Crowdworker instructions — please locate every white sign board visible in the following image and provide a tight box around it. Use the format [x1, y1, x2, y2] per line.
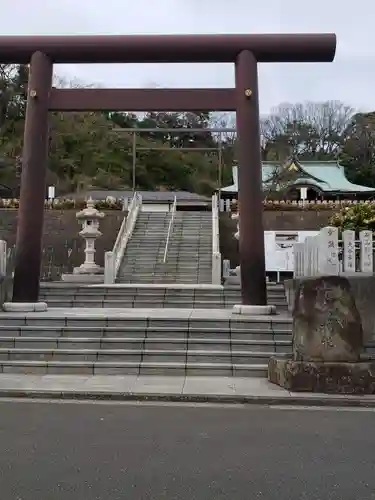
[48, 186, 55, 199]
[300, 187, 307, 200]
[265, 230, 319, 272]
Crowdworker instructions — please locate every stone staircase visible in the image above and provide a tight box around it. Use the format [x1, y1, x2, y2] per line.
[0, 205, 294, 378]
[117, 211, 212, 284]
[158, 211, 212, 284]
[38, 283, 289, 312]
[0, 310, 292, 377]
[117, 212, 169, 283]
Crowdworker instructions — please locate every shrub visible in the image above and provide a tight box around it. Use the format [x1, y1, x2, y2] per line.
[0, 196, 124, 210]
[329, 202, 375, 235]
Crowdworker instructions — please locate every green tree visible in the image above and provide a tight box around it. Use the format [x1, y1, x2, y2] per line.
[330, 203, 375, 235]
[0, 64, 28, 195]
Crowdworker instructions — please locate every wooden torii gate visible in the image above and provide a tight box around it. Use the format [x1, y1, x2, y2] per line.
[0, 34, 336, 306]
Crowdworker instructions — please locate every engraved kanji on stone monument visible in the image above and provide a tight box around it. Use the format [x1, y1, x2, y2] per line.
[303, 236, 315, 276]
[318, 226, 339, 275]
[359, 230, 373, 273]
[342, 229, 356, 273]
[294, 242, 304, 277]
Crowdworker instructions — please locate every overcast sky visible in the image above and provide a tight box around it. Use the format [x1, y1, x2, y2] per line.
[2, 0, 374, 115]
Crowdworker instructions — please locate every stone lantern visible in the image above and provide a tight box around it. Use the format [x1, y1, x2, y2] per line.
[229, 208, 275, 316]
[229, 210, 268, 283]
[73, 197, 105, 276]
[232, 212, 241, 278]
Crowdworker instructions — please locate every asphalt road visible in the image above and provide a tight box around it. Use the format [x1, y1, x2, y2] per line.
[1, 400, 375, 500]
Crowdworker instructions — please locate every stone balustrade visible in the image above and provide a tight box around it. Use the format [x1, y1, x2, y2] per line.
[211, 193, 222, 285]
[104, 192, 142, 284]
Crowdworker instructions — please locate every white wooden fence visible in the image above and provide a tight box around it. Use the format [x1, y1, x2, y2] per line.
[294, 226, 374, 277]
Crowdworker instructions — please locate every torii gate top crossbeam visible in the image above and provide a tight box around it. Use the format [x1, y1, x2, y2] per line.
[0, 34, 336, 64]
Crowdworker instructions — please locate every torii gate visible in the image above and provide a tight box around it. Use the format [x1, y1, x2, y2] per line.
[0, 34, 336, 307]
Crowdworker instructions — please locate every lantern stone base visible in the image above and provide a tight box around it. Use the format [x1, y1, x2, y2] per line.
[3, 302, 48, 312]
[224, 275, 241, 286]
[61, 273, 104, 283]
[268, 356, 375, 394]
[61, 263, 105, 283]
[73, 264, 104, 275]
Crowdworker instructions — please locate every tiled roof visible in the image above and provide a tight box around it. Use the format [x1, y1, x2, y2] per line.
[222, 161, 375, 194]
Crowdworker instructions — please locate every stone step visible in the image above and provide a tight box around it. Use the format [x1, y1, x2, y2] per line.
[124, 257, 209, 260]
[116, 276, 213, 280]
[117, 276, 213, 280]
[117, 279, 214, 282]
[39, 300, 288, 310]
[119, 268, 213, 272]
[0, 359, 268, 377]
[38, 289, 287, 298]
[1, 317, 288, 329]
[0, 348, 286, 365]
[117, 277, 214, 282]
[39, 295, 287, 303]
[0, 325, 292, 340]
[123, 258, 212, 262]
[119, 266, 212, 271]
[39, 285, 286, 293]
[40, 285, 286, 291]
[38, 290, 287, 299]
[0, 336, 292, 351]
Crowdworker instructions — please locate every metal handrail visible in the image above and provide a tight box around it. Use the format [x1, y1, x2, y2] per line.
[163, 196, 177, 264]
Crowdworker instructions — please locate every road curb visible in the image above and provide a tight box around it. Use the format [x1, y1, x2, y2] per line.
[0, 389, 374, 407]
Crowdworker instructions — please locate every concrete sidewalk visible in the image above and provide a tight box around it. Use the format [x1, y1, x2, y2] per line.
[0, 374, 374, 407]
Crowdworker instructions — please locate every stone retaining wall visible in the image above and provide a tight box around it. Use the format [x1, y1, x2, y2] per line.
[0, 210, 124, 281]
[0, 208, 335, 280]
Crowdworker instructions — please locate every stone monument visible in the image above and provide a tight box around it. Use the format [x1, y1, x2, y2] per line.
[61, 198, 105, 283]
[268, 275, 375, 394]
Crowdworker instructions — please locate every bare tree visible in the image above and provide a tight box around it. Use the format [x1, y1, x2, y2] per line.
[262, 163, 299, 200]
[53, 74, 100, 89]
[260, 101, 354, 161]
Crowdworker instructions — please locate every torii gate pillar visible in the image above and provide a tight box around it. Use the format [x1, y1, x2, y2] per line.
[235, 50, 267, 306]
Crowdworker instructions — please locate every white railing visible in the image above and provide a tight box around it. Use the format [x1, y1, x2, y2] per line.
[104, 192, 142, 284]
[212, 193, 221, 284]
[294, 226, 374, 277]
[219, 198, 375, 212]
[163, 196, 177, 264]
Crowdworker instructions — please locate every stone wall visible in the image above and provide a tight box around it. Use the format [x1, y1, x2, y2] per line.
[219, 210, 334, 267]
[0, 210, 124, 281]
[0, 208, 335, 280]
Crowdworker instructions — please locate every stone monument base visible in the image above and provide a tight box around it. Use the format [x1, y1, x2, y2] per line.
[268, 357, 375, 394]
